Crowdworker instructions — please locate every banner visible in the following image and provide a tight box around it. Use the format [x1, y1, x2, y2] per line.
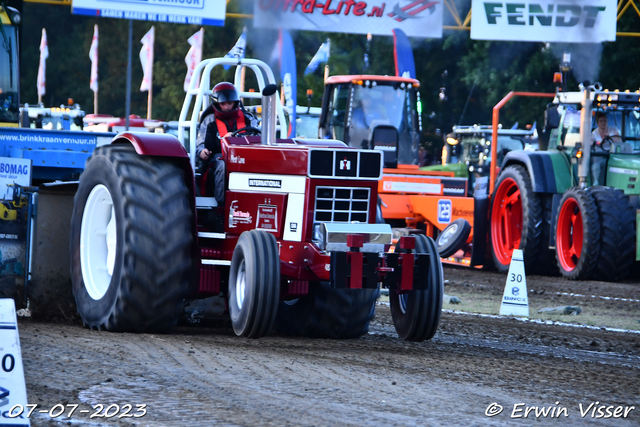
[89, 24, 98, 93]
[392, 28, 415, 79]
[470, 0, 617, 42]
[71, 0, 226, 26]
[139, 27, 154, 92]
[304, 40, 330, 75]
[279, 30, 297, 137]
[37, 28, 48, 97]
[254, 0, 443, 38]
[184, 28, 204, 92]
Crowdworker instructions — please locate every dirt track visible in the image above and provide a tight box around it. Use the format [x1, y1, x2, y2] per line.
[8, 266, 640, 426]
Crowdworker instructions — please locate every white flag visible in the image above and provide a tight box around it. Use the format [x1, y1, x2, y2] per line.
[184, 28, 203, 92]
[37, 28, 48, 97]
[304, 39, 330, 75]
[89, 24, 98, 93]
[223, 27, 246, 70]
[139, 26, 155, 92]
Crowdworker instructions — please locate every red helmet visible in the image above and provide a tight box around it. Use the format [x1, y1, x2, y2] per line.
[211, 82, 240, 119]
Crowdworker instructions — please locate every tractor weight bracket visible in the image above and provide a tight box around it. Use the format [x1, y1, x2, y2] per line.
[330, 251, 379, 290]
[383, 253, 430, 291]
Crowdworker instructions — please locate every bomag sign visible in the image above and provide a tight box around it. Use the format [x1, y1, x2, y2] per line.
[470, 0, 616, 43]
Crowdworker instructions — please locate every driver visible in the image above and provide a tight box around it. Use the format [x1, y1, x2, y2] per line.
[196, 82, 255, 204]
[592, 111, 621, 146]
[591, 112, 622, 185]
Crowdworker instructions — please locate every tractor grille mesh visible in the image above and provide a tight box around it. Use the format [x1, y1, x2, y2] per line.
[314, 187, 370, 223]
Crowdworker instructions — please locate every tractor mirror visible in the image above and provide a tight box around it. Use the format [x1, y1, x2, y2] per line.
[545, 107, 560, 129]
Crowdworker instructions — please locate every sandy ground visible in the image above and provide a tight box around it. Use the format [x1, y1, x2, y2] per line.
[4, 265, 640, 426]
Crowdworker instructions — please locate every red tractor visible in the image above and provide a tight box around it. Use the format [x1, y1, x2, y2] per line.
[69, 58, 444, 342]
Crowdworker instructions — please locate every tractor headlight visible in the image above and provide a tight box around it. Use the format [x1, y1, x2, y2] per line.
[312, 223, 327, 251]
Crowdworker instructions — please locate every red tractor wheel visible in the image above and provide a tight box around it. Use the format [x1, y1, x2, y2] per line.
[490, 165, 542, 273]
[555, 187, 600, 280]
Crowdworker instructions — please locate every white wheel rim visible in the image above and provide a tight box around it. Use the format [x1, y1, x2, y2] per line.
[235, 259, 246, 310]
[439, 224, 458, 246]
[80, 184, 116, 300]
[398, 293, 408, 314]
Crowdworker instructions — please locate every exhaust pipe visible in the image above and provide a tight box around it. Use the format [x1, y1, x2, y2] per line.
[261, 84, 278, 146]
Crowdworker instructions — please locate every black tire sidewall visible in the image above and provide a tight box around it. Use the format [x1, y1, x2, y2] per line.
[229, 232, 254, 335]
[390, 235, 443, 341]
[70, 152, 125, 326]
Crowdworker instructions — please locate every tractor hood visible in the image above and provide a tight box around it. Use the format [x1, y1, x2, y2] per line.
[225, 137, 383, 180]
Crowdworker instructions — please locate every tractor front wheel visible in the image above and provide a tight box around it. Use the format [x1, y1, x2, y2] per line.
[390, 234, 443, 342]
[228, 230, 280, 338]
[555, 187, 600, 280]
[70, 144, 194, 332]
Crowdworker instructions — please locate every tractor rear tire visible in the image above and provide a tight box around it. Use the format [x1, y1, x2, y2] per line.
[390, 234, 443, 342]
[436, 218, 471, 258]
[275, 282, 380, 339]
[228, 230, 280, 338]
[589, 186, 635, 282]
[490, 165, 543, 274]
[70, 144, 194, 332]
[555, 187, 600, 280]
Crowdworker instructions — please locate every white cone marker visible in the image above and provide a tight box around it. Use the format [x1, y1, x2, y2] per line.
[0, 299, 30, 426]
[499, 249, 529, 317]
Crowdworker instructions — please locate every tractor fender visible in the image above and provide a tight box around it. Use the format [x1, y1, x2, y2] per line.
[501, 150, 572, 194]
[110, 132, 195, 194]
[111, 132, 189, 158]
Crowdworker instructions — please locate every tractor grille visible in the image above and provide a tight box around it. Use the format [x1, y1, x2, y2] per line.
[314, 187, 370, 223]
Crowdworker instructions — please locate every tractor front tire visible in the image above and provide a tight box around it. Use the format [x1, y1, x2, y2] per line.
[555, 187, 600, 280]
[589, 186, 635, 282]
[390, 234, 444, 342]
[70, 144, 194, 332]
[275, 282, 380, 339]
[490, 165, 543, 274]
[228, 230, 280, 338]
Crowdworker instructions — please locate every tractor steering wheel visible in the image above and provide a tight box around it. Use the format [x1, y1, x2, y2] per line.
[599, 136, 615, 152]
[231, 126, 261, 137]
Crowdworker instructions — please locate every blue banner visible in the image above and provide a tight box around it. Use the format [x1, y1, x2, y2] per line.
[392, 28, 416, 79]
[279, 30, 297, 138]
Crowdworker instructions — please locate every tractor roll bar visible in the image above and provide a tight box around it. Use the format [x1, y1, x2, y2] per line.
[490, 91, 555, 194]
[178, 58, 289, 170]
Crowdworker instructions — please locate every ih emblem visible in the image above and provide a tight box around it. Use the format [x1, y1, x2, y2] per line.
[340, 157, 351, 171]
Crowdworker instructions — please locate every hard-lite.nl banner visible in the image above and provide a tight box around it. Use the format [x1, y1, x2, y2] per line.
[254, 0, 443, 38]
[470, 0, 617, 43]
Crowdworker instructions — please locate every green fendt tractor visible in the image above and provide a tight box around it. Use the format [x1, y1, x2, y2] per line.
[490, 83, 640, 281]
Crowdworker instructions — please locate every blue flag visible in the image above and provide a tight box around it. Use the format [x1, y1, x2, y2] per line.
[224, 27, 246, 70]
[279, 30, 297, 138]
[304, 39, 330, 76]
[392, 28, 415, 79]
